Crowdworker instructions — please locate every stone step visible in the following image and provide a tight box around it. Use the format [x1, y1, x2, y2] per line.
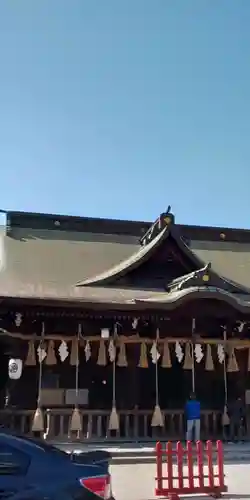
[54, 441, 250, 464]
[109, 454, 250, 464]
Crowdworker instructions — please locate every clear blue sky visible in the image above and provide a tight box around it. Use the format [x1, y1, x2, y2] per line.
[0, 0, 249, 228]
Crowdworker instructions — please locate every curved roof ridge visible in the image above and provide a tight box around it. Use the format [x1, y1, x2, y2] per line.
[133, 286, 239, 302]
[171, 227, 250, 294]
[76, 213, 250, 294]
[132, 286, 250, 311]
[76, 225, 169, 287]
[217, 274, 250, 294]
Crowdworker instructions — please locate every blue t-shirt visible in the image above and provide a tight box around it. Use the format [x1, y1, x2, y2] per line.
[185, 400, 200, 420]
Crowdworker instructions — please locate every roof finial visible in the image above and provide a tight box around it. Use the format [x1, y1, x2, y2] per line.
[140, 207, 173, 247]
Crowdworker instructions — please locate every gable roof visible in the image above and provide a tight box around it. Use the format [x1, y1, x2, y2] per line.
[77, 216, 250, 295]
[1, 210, 250, 308]
[76, 225, 170, 286]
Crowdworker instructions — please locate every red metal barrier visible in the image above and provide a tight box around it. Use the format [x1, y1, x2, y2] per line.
[155, 440, 227, 499]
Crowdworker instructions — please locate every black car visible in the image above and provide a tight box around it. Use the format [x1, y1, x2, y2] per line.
[0, 430, 114, 499]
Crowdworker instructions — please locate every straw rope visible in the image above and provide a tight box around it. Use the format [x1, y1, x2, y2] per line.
[0, 328, 249, 346]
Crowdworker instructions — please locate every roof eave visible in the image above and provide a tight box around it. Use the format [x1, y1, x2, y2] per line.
[76, 221, 250, 294]
[170, 226, 250, 295]
[76, 225, 170, 287]
[132, 286, 250, 312]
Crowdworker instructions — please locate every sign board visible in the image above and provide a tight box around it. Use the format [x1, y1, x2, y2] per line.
[65, 388, 89, 406]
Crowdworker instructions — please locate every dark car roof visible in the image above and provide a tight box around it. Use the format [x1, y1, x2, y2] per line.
[0, 429, 111, 468]
[0, 430, 68, 457]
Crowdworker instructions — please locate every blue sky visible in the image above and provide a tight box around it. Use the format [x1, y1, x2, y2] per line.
[0, 0, 249, 228]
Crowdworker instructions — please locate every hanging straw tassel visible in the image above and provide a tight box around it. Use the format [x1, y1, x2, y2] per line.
[151, 329, 164, 427]
[70, 338, 78, 366]
[151, 404, 164, 427]
[97, 339, 107, 366]
[25, 340, 36, 366]
[70, 408, 82, 431]
[227, 347, 239, 372]
[205, 344, 214, 371]
[108, 406, 119, 430]
[183, 342, 193, 370]
[117, 339, 128, 367]
[108, 324, 119, 431]
[32, 407, 44, 432]
[70, 324, 82, 433]
[138, 341, 148, 368]
[32, 323, 45, 433]
[46, 340, 57, 365]
[161, 340, 172, 368]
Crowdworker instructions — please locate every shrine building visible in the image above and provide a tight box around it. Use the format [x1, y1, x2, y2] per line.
[1, 208, 250, 442]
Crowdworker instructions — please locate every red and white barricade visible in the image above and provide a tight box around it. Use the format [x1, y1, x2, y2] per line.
[155, 440, 227, 499]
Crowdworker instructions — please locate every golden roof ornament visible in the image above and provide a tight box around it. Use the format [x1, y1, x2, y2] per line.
[202, 274, 209, 282]
[164, 216, 172, 225]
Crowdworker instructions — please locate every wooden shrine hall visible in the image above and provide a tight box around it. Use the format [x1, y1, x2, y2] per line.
[1, 208, 250, 442]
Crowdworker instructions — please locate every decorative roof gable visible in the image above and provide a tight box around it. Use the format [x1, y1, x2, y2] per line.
[77, 207, 249, 295]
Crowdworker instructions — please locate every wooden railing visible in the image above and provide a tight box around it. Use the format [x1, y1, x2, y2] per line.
[0, 408, 239, 442]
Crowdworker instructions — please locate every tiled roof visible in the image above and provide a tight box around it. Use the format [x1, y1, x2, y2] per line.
[76, 226, 169, 286]
[1, 210, 250, 306]
[189, 240, 250, 291]
[0, 226, 139, 299]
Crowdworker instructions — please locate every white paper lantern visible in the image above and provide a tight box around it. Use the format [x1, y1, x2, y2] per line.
[8, 358, 23, 380]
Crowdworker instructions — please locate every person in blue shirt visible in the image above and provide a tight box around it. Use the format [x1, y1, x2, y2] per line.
[185, 392, 201, 441]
